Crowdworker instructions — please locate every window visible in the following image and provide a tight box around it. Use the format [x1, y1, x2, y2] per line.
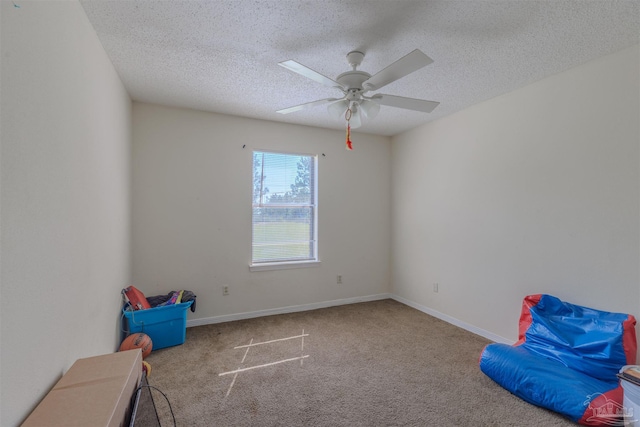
[251, 150, 318, 269]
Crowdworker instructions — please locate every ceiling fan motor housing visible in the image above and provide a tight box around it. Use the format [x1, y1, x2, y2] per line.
[336, 70, 371, 92]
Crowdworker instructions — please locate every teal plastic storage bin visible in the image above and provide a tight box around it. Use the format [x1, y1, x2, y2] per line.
[123, 300, 193, 350]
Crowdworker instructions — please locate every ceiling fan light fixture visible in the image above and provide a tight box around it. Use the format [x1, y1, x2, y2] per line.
[360, 99, 380, 120]
[328, 99, 349, 119]
[349, 104, 362, 129]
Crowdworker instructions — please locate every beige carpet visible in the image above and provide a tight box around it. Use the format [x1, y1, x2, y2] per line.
[144, 299, 576, 426]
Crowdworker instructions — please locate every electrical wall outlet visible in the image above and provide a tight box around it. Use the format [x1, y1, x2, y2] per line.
[433, 283, 439, 293]
[223, 285, 229, 296]
[337, 275, 342, 284]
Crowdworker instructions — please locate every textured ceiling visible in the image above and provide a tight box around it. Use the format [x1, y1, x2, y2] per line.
[80, 0, 640, 136]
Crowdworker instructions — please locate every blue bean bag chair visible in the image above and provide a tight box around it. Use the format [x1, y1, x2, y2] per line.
[479, 294, 637, 426]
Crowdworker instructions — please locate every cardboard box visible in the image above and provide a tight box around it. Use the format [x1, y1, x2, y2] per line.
[22, 350, 142, 427]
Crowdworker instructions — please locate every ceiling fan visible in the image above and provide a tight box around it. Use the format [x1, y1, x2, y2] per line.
[276, 49, 439, 128]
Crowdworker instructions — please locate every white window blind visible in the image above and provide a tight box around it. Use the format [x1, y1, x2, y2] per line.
[252, 151, 317, 265]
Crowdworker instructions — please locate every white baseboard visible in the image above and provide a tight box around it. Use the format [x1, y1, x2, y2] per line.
[390, 295, 513, 345]
[186, 292, 512, 345]
[186, 293, 392, 327]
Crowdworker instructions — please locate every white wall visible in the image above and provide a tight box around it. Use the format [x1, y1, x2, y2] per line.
[132, 103, 391, 322]
[391, 45, 640, 349]
[0, 2, 132, 425]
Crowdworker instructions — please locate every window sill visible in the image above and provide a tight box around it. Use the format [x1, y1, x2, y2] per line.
[249, 260, 321, 272]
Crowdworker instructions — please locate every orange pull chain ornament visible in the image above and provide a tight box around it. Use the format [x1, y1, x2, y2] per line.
[345, 108, 353, 150]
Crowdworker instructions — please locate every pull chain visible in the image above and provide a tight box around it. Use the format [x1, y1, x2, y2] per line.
[345, 108, 353, 151]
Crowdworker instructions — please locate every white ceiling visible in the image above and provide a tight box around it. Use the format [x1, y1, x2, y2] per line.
[80, 0, 640, 137]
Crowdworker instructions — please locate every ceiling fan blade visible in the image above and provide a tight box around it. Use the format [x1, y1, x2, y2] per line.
[363, 49, 433, 91]
[279, 60, 342, 89]
[276, 98, 339, 114]
[372, 94, 440, 113]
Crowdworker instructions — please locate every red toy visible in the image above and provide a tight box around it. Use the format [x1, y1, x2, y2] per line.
[122, 285, 151, 310]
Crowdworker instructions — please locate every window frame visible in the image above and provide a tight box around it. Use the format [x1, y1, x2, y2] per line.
[249, 149, 320, 271]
